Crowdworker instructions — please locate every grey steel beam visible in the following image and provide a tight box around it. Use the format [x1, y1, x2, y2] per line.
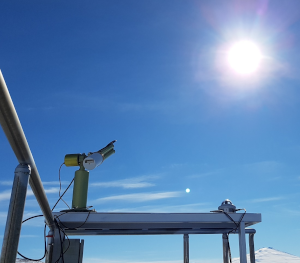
[183, 234, 189, 263]
[238, 222, 247, 263]
[64, 228, 256, 236]
[0, 164, 31, 263]
[53, 211, 260, 236]
[249, 233, 255, 263]
[53, 212, 261, 231]
[0, 70, 54, 230]
[222, 233, 229, 263]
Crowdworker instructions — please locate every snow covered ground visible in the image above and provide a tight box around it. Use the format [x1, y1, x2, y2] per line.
[16, 259, 43, 263]
[232, 247, 300, 263]
[15, 247, 300, 262]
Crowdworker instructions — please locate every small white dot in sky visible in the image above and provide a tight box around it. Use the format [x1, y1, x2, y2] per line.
[186, 188, 190, 193]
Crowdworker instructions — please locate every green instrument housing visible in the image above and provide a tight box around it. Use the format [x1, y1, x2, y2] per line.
[99, 143, 114, 155]
[103, 149, 115, 160]
[64, 154, 80, 167]
[72, 166, 89, 210]
[63, 140, 116, 212]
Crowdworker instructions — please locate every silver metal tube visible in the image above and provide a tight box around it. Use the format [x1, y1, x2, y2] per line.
[0, 70, 55, 230]
[183, 234, 189, 263]
[0, 164, 30, 263]
[249, 233, 255, 263]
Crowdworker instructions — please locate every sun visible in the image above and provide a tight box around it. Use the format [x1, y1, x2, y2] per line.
[227, 40, 262, 75]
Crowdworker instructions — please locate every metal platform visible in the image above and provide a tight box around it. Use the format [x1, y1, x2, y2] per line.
[53, 211, 261, 235]
[52, 211, 261, 263]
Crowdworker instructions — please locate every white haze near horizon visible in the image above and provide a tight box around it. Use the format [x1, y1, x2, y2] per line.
[84, 247, 300, 263]
[15, 247, 299, 263]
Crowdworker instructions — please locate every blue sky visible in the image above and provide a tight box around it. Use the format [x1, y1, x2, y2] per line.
[1, 0, 300, 262]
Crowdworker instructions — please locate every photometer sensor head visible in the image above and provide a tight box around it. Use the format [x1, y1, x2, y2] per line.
[218, 199, 236, 213]
[83, 153, 103, 170]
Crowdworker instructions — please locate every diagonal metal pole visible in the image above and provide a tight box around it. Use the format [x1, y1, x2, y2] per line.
[0, 70, 55, 230]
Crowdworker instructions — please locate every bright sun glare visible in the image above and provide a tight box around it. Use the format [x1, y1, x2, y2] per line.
[227, 40, 262, 75]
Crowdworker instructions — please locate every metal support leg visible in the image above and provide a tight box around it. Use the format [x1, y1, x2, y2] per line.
[184, 234, 189, 263]
[0, 164, 31, 263]
[222, 233, 229, 263]
[62, 239, 84, 263]
[239, 222, 247, 263]
[45, 226, 66, 263]
[249, 233, 255, 263]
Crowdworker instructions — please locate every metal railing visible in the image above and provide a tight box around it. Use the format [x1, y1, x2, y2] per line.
[0, 70, 54, 230]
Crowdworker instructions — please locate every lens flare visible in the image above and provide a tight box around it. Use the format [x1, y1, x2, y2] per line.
[228, 40, 262, 75]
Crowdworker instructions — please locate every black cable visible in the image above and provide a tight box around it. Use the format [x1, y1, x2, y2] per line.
[58, 163, 70, 209]
[54, 219, 65, 263]
[229, 211, 246, 234]
[53, 208, 90, 259]
[21, 214, 43, 223]
[223, 233, 232, 263]
[50, 210, 88, 261]
[52, 209, 90, 260]
[52, 178, 74, 211]
[17, 162, 76, 261]
[17, 212, 72, 262]
[59, 227, 65, 263]
[58, 223, 70, 255]
[55, 210, 91, 229]
[75, 210, 91, 228]
[17, 217, 47, 262]
[222, 210, 247, 263]
[58, 224, 70, 255]
[53, 217, 72, 263]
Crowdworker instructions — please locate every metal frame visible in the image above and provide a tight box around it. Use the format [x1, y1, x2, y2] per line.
[0, 70, 261, 263]
[53, 211, 261, 234]
[0, 71, 54, 230]
[53, 211, 261, 263]
[0, 71, 55, 263]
